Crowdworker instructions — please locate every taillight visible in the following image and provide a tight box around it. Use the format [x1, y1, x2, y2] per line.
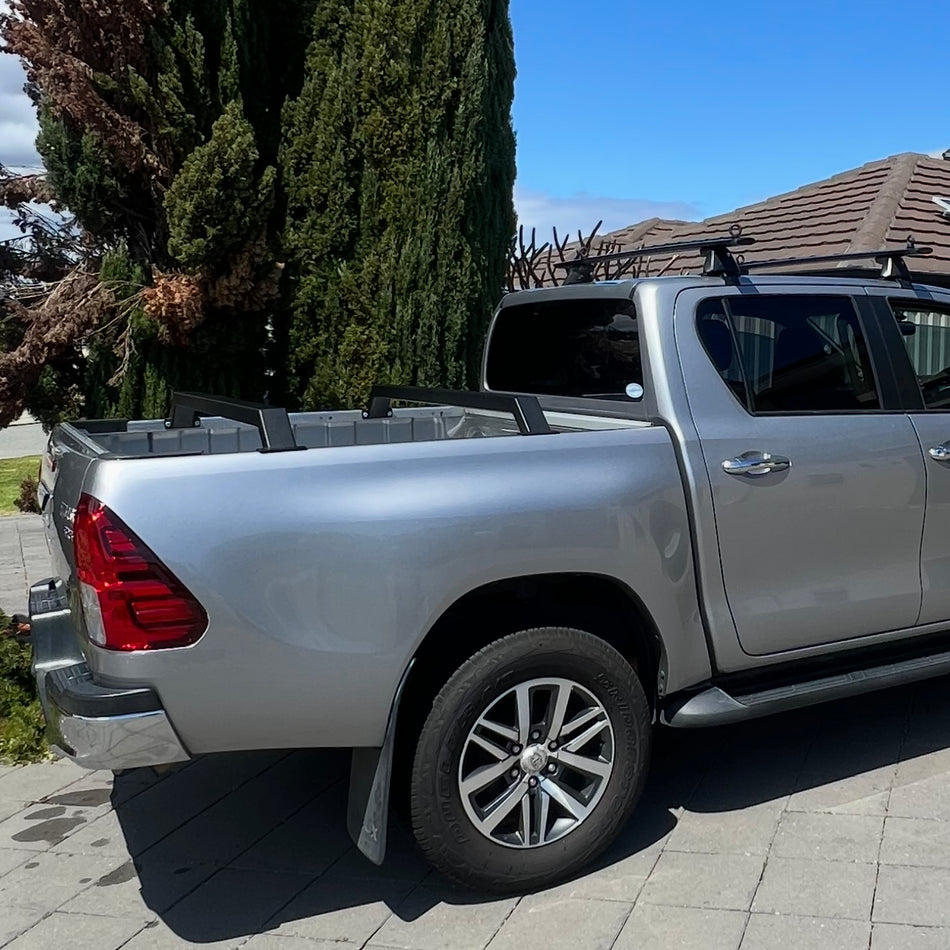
[74, 494, 207, 651]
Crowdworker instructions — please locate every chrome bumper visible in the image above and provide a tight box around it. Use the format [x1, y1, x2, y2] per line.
[30, 579, 191, 771]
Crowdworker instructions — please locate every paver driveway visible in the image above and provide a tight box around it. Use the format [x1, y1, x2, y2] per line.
[1, 683, 949, 950]
[2, 513, 950, 948]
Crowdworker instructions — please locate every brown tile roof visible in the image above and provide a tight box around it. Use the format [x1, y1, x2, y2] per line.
[543, 153, 950, 285]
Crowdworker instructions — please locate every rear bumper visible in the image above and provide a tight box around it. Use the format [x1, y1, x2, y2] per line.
[30, 579, 191, 770]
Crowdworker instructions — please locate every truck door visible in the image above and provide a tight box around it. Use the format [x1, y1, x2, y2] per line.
[869, 291, 950, 625]
[676, 288, 924, 656]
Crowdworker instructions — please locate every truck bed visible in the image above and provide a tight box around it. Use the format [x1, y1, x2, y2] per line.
[69, 405, 645, 458]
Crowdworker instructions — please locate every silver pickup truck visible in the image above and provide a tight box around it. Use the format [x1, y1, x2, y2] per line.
[30, 234, 950, 892]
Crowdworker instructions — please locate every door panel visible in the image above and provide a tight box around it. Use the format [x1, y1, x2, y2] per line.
[677, 288, 925, 656]
[869, 291, 950, 625]
[698, 413, 924, 654]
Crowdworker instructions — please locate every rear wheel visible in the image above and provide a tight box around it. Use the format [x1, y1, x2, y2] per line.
[410, 627, 651, 893]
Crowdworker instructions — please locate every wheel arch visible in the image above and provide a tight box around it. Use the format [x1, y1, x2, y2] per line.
[394, 573, 664, 771]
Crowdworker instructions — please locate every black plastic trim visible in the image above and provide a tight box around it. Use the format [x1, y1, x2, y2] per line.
[365, 386, 553, 435]
[712, 626, 950, 697]
[168, 392, 304, 453]
[45, 663, 163, 719]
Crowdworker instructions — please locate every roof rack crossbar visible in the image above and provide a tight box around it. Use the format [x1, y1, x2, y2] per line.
[740, 240, 933, 282]
[555, 232, 755, 284]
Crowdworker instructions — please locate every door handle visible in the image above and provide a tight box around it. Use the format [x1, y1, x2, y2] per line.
[929, 443, 950, 462]
[722, 452, 791, 478]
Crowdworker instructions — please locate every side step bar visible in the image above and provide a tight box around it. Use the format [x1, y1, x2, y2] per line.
[662, 647, 950, 728]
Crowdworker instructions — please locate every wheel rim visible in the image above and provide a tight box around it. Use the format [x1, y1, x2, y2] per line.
[457, 676, 616, 849]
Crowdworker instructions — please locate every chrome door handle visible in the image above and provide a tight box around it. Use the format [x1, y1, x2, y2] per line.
[929, 444, 950, 462]
[722, 452, 791, 478]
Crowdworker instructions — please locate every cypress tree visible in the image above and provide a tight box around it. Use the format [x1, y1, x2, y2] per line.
[2, 1, 318, 423]
[282, 0, 516, 409]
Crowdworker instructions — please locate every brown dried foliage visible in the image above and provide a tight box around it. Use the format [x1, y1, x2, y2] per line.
[0, 269, 111, 428]
[0, 171, 55, 208]
[507, 222, 679, 290]
[1, 0, 167, 176]
[140, 272, 204, 345]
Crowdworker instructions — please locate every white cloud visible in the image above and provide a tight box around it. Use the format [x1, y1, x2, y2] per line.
[0, 50, 40, 169]
[514, 187, 700, 242]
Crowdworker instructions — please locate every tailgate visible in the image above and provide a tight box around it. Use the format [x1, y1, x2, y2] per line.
[39, 422, 111, 581]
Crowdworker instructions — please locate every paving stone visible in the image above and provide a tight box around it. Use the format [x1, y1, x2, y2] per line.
[0, 848, 36, 879]
[638, 852, 765, 912]
[740, 913, 871, 950]
[60, 859, 216, 919]
[0, 797, 25, 824]
[0, 798, 112, 851]
[665, 804, 783, 857]
[268, 874, 413, 944]
[533, 839, 661, 903]
[0, 906, 46, 948]
[889, 752, 950, 821]
[67, 753, 284, 858]
[2, 911, 144, 950]
[140, 753, 324, 867]
[872, 922, 950, 949]
[0, 849, 126, 915]
[613, 904, 746, 950]
[154, 868, 312, 945]
[51, 809, 137, 858]
[118, 919, 247, 950]
[880, 817, 950, 869]
[770, 812, 884, 863]
[752, 857, 877, 920]
[0, 760, 87, 804]
[315, 817, 429, 884]
[367, 884, 519, 950]
[873, 865, 950, 927]
[786, 766, 895, 816]
[485, 894, 630, 950]
[246, 938, 363, 950]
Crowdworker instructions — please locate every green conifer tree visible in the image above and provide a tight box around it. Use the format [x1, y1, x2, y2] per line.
[282, 0, 516, 409]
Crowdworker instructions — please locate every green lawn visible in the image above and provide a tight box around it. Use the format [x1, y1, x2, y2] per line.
[0, 457, 41, 515]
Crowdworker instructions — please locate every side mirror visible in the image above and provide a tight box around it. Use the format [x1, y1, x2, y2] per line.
[899, 321, 917, 337]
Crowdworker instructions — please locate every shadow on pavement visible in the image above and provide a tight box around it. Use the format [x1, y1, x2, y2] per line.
[112, 675, 950, 943]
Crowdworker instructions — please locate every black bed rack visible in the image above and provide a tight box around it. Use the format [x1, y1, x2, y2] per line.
[167, 392, 303, 452]
[554, 228, 935, 285]
[365, 385, 552, 435]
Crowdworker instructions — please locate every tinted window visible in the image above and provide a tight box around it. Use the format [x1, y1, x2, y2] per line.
[889, 303, 950, 409]
[486, 298, 642, 398]
[697, 295, 881, 413]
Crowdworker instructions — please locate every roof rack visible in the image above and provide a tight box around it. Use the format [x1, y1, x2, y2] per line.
[554, 228, 754, 284]
[740, 238, 933, 282]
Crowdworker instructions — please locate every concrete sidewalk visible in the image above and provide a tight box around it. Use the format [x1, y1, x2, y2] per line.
[0, 415, 47, 461]
[2, 516, 950, 949]
[0, 515, 50, 617]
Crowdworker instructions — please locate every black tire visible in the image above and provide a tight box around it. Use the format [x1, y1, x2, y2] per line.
[410, 626, 651, 893]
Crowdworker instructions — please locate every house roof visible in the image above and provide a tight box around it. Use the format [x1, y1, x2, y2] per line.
[543, 153, 950, 285]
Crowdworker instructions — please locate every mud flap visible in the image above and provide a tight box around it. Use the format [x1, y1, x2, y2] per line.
[346, 659, 414, 865]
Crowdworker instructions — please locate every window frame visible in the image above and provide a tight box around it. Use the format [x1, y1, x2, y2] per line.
[696, 292, 905, 416]
[869, 296, 950, 412]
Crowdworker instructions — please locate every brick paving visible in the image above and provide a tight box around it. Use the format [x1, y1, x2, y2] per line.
[2, 515, 950, 948]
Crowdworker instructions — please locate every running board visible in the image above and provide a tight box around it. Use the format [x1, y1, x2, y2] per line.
[662, 647, 950, 728]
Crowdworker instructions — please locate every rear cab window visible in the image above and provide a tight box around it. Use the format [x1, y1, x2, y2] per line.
[485, 297, 644, 407]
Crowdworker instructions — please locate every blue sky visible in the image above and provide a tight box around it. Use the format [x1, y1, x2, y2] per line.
[511, 0, 950, 235]
[3, 0, 950, 241]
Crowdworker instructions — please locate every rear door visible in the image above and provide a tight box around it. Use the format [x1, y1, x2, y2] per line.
[676, 287, 925, 656]
[869, 290, 950, 625]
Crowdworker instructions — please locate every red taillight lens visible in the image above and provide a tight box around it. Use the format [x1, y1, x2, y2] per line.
[74, 494, 207, 651]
